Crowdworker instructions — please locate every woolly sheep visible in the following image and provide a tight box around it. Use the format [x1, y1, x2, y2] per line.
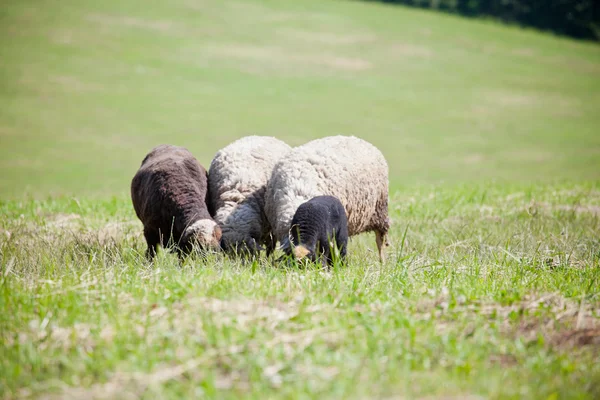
[284, 195, 349, 266]
[207, 136, 291, 256]
[131, 144, 221, 259]
[265, 135, 390, 262]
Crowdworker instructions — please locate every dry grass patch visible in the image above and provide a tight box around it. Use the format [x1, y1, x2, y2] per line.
[463, 154, 485, 165]
[49, 76, 103, 93]
[389, 43, 433, 58]
[552, 328, 600, 349]
[86, 14, 177, 34]
[205, 43, 372, 73]
[488, 91, 540, 107]
[414, 290, 600, 352]
[280, 29, 376, 46]
[1, 213, 141, 259]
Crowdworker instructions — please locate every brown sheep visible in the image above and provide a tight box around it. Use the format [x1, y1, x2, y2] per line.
[131, 144, 221, 259]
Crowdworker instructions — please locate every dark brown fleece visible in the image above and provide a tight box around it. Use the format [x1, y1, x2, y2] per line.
[131, 144, 217, 258]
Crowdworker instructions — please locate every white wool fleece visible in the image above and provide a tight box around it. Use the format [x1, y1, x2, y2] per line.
[208, 136, 291, 251]
[264, 135, 389, 244]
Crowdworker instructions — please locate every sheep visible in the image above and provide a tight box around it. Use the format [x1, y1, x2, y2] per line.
[207, 136, 291, 256]
[131, 144, 221, 259]
[265, 135, 390, 262]
[283, 195, 349, 267]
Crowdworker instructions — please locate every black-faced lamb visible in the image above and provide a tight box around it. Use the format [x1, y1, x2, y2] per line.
[207, 136, 291, 256]
[265, 135, 390, 262]
[131, 144, 221, 259]
[283, 195, 348, 266]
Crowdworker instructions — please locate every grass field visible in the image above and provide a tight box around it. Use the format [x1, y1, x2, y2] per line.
[1, 0, 599, 196]
[1, 0, 600, 398]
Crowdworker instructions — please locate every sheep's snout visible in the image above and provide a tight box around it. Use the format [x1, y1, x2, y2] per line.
[203, 225, 222, 249]
[184, 220, 222, 252]
[293, 245, 311, 260]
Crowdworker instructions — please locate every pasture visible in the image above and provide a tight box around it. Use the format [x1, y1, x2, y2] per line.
[1, 0, 599, 398]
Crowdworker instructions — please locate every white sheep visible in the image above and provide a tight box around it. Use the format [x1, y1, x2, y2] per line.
[265, 135, 390, 262]
[207, 136, 291, 256]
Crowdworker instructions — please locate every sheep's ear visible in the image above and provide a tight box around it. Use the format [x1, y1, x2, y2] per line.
[293, 245, 310, 260]
[213, 225, 222, 241]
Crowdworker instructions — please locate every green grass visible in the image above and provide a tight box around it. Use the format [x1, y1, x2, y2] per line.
[1, 0, 600, 398]
[1, 184, 599, 399]
[0, 0, 599, 197]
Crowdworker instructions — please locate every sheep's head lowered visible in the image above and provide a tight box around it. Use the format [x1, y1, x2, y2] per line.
[219, 236, 264, 258]
[181, 219, 222, 253]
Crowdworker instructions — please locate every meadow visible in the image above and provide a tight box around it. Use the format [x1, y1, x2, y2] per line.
[1, 0, 599, 398]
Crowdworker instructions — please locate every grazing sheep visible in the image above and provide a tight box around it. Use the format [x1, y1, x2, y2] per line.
[207, 136, 291, 256]
[131, 144, 221, 259]
[265, 135, 390, 262]
[283, 195, 349, 267]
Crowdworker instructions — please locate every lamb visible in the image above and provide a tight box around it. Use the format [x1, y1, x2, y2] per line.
[207, 136, 291, 256]
[284, 195, 349, 266]
[265, 135, 390, 262]
[131, 144, 221, 259]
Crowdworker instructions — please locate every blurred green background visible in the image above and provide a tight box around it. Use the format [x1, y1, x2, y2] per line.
[1, 0, 599, 198]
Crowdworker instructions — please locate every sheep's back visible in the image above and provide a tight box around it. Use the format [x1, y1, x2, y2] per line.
[131, 145, 209, 231]
[208, 136, 291, 213]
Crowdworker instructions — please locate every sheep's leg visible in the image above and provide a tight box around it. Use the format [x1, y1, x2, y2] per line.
[321, 255, 330, 269]
[313, 240, 328, 268]
[144, 228, 160, 260]
[338, 240, 347, 261]
[320, 244, 331, 268]
[175, 246, 188, 262]
[375, 230, 388, 263]
[335, 228, 348, 263]
[265, 233, 277, 257]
